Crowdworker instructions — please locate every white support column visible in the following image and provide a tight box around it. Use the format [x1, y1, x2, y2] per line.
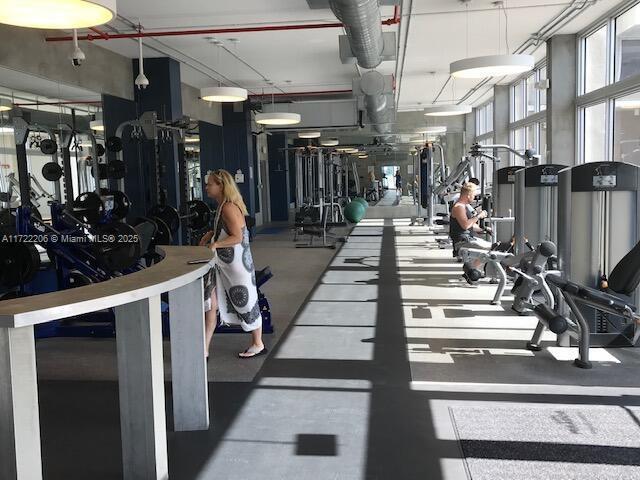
[114, 296, 168, 480]
[168, 278, 209, 431]
[0, 325, 42, 480]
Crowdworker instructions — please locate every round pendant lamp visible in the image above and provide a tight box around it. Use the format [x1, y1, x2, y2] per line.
[423, 105, 472, 117]
[200, 86, 248, 103]
[255, 112, 301, 126]
[450, 54, 535, 79]
[0, 0, 117, 29]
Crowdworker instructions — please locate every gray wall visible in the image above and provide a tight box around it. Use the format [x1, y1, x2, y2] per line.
[181, 83, 223, 126]
[0, 24, 133, 100]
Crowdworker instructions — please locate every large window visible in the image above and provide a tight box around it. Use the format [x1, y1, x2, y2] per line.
[509, 63, 547, 163]
[583, 102, 608, 163]
[583, 25, 608, 93]
[613, 91, 640, 165]
[577, 2, 640, 164]
[475, 100, 494, 139]
[615, 3, 640, 82]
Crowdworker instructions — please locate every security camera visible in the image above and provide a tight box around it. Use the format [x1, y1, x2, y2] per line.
[70, 46, 85, 67]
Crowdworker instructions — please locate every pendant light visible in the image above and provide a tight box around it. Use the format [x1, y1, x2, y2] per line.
[255, 112, 301, 126]
[255, 91, 301, 126]
[298, 131, 321, 139]
[0, 98, 13, 112]
[320, 138, 339, 147]
[134, 36, 149, 89]
[450, 0, 533, 79]
[0, 0, 116, 29]
[200, 38, 248, 103]
[424, 104, 471, 116]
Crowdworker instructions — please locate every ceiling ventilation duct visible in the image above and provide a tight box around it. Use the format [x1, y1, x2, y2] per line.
[353, 70, 395, 142]
[329, 0, 391, 69]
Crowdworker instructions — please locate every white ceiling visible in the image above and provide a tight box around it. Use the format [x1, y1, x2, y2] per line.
[75, 0, 625, 112]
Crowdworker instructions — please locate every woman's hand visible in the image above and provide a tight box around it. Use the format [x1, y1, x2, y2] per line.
[199, 230, 214, 247]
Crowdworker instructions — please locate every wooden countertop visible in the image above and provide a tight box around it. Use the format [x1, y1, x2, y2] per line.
[0, 246, 214, 328]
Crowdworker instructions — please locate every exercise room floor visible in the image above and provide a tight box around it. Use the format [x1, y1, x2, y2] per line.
[37, 192, 640, 479]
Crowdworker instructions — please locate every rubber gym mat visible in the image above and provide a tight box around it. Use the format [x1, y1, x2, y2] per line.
[449, 404, 640, 480]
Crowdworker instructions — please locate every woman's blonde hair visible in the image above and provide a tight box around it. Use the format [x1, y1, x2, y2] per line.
[207, 169, 248, 215]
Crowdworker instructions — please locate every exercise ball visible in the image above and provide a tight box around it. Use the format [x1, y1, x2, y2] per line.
[352, 197, 368, 209]
[344, 201, 366, 223]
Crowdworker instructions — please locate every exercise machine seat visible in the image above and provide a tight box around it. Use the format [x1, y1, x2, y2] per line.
[608, 239, 640, 296]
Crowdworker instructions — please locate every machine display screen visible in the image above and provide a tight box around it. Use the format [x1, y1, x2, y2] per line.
[540, 175, 558, 184]
[593, 175, 617, 188]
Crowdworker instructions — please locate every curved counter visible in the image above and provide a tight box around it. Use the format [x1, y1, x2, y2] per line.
[0, 245, 215, 480]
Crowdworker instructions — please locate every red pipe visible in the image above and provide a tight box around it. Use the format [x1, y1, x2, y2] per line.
[88, 26, 109, 39]
[45, 12, 401, 42]
[249, 89, 352, 98]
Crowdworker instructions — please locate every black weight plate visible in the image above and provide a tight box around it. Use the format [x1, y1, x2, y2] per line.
[91, 163, 109, 180]
[95, 144, 106, 157]
[40, 138, 58, 155]
[42, 162, 63, 181]
[107, 160, 126, 180]
[73, 192, 104, 225]
[109, 190, 130, 220]
[91, 222, 141, 272]
[106, 136, 123, 153]
[150, 216, 173, 245]
[149, 205, 180, 233]
[184, 200, 212, 230]
[0, 243, 40, 288]
[0, 192, 10, 202]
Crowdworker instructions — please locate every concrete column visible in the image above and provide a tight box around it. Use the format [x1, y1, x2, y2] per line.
[114, 296, 168, 480]
[168, 278, 209, 432]
[547, 34, 577, 166]
[0, 326, 42, 480]
[222, 103, 257, 217]
[465, 112, 476, 151]
[493, 85, 510, 146]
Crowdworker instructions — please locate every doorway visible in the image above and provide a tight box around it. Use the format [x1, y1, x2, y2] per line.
[381, 165, 400, 191]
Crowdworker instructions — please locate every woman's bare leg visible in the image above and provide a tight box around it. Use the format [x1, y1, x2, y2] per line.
[239, 327, 265, 357]
[204, 289, 218, 358]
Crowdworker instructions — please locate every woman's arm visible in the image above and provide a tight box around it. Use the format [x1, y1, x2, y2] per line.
[198, 230, 214, 246]
[212, 203, 245, 249]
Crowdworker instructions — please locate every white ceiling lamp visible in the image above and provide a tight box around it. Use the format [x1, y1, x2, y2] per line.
[416, 126, 447, 134]
[451, 54, 535, 78]
[298, 131, 321, 139]
[185, 137, 200, 143]
[200, 39, 247, 103]
[255, 112, 301, 126]
[320, 138, 339, 147]
[424, 105, 471, 117]
[0, 98, 13, 112]
[450, 0, 533, 79]
[0, 0, 116, 29]
[134, 37, 149, 90]
[90, 112, 104, 131]
[201, 86, 247, 103]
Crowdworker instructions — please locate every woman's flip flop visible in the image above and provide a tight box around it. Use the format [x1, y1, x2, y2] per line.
[238, 346, 268, 359]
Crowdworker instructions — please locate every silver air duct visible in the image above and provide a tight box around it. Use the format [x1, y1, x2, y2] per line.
[359, 70, 393, 138]
[329, 0, 384, 69]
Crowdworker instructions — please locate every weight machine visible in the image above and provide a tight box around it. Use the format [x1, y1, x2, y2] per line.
[292, 147, 349, 248]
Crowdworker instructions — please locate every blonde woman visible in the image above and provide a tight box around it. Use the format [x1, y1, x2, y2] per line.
[199, 169, 266, 359]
